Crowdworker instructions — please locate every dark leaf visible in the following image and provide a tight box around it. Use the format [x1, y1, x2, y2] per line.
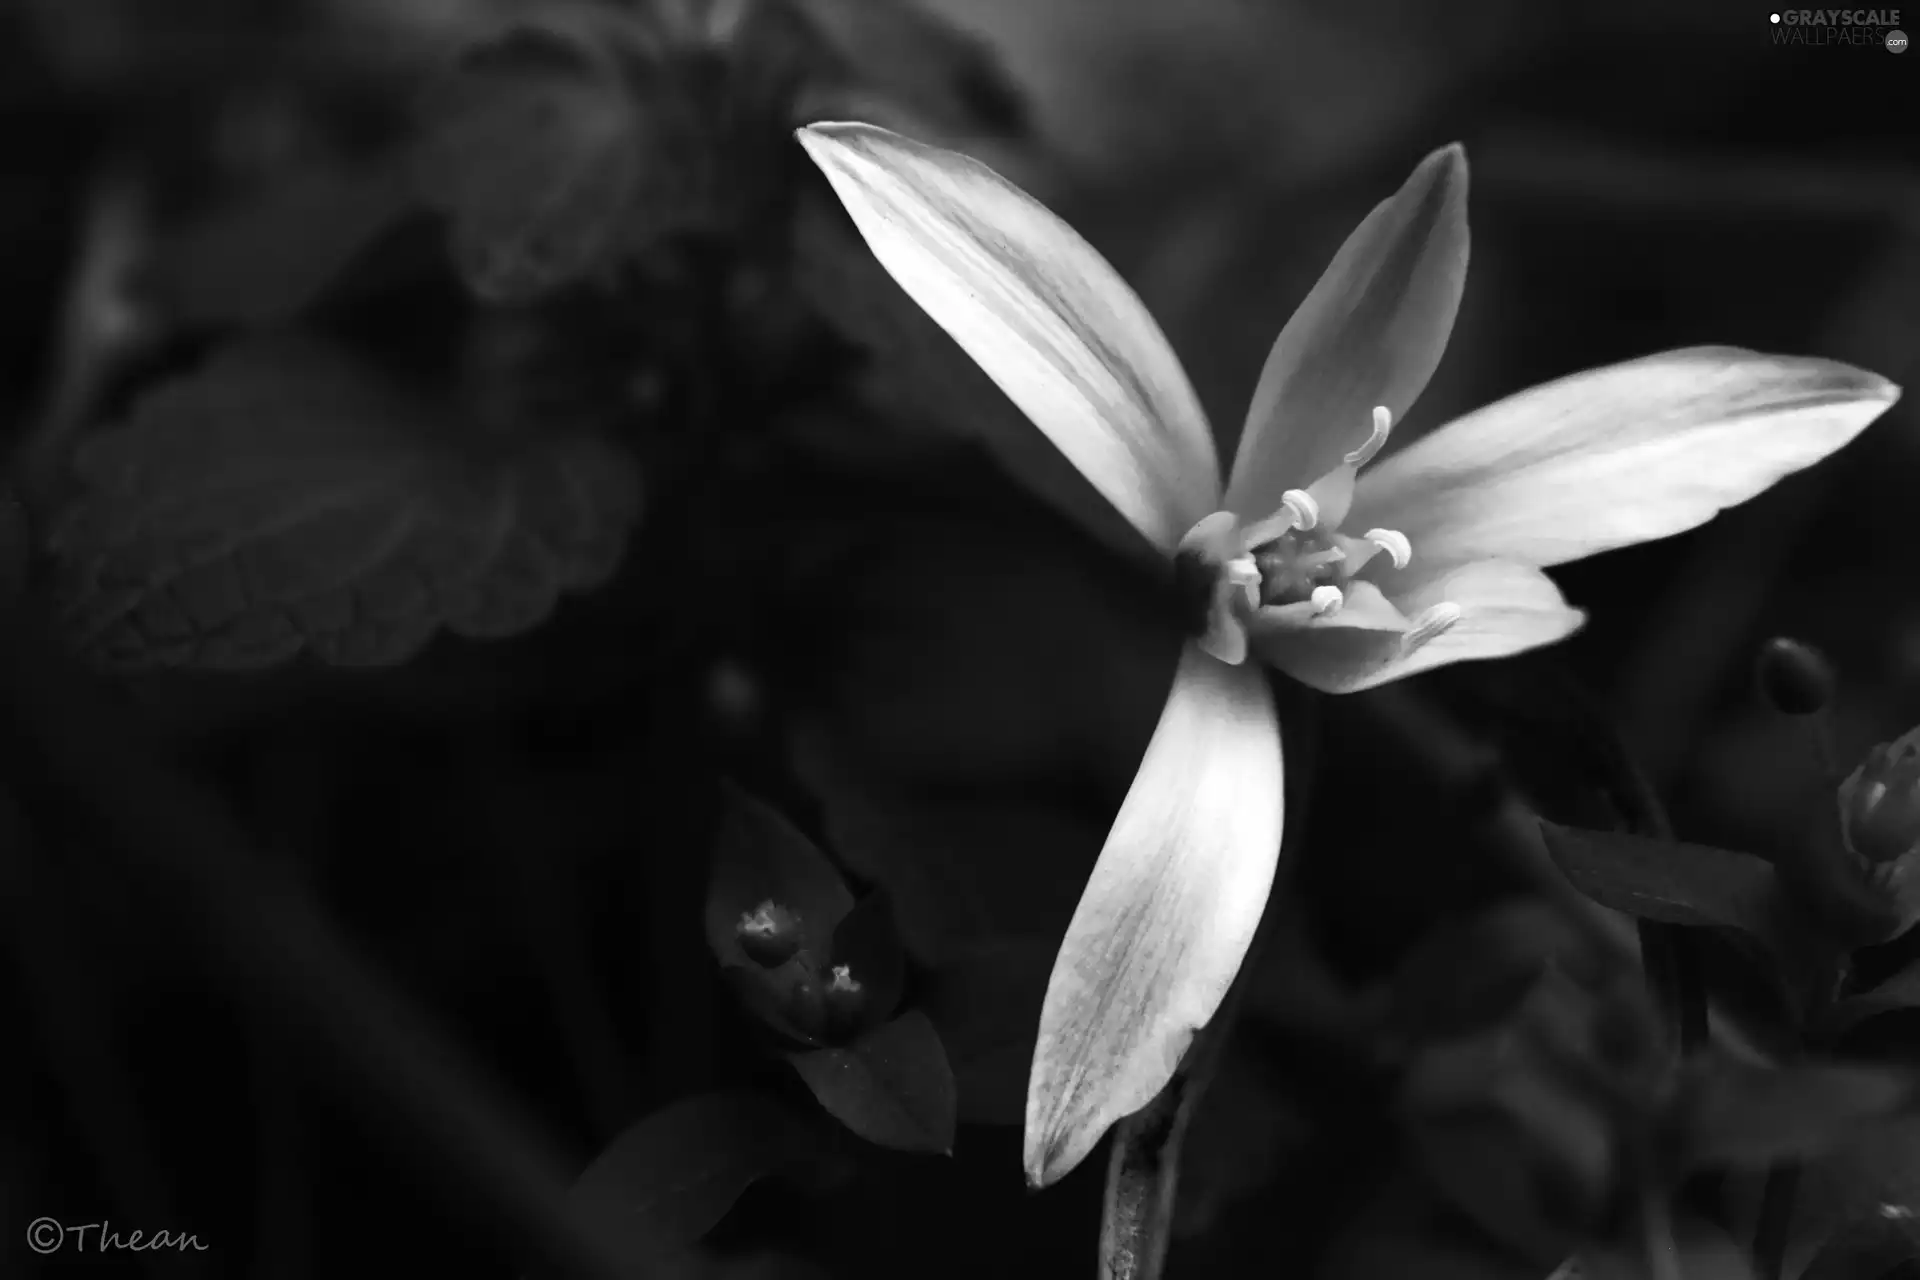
[1799, 1213, 1920, 1280]
[787, 1010, 956, 1154]
[705, 785, 854, 971]
[919, 937, 1054, 1125]
[1818, 957, 1920, 1044]
[1537, 821, 1779, 943]
[413, 18, 644, 302]
[570, 1090, 829, 1252]
[49, 336, 640, 671]
[144, 161, 410, 324]
[1680, 1062, 1916, 1171]
[790, 0, 1027, 137]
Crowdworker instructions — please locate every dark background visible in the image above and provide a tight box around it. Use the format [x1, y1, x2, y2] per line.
[3, 1, 1918, 1277]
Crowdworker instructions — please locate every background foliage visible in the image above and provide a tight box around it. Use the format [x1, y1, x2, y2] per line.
[3, 1, 1918, 1277]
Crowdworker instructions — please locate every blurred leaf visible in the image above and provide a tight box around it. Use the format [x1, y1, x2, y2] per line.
[787, 1010, 956, 1154]
[918, 936, 1053, 1125]
[1816, 958, 1920, 1044]
[144, 161, 410, 324]
[1679, 1062, 1916, 1171]
[790, 0, 1026, 137]
[1538, 821, 1780, 944]
[49, 336, 639, 670]
[1387, 900, 1608, 1045]
[413, 18, 645, 302]
[827, 890, 907, 1027]
[569, 1090, 828, 1252]
[1402, 1027, 1616, 1266]
[1799, 1213, 1920, 1280]
[705, 785, 855, 971]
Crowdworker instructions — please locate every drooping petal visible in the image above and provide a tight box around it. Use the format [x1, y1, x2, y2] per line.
[1223, 144, 1469, 521]
[1348, 347, 1901, 571]
[1256, 559, 1584, 694]
[798, 122, 1221, 555]
[1025, 642, 1283, 1186]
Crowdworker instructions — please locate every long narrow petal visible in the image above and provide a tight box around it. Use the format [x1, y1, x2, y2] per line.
[798, 122, 1221, 554]
[1025, 642, 1283, 1186]
[1349, 348, 1901, 571]
[1256, 559, 1584, 694]
[1223, 144, 1469, 521]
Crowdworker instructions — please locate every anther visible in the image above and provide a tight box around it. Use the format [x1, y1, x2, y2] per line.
[1225, 557, 1262, 609]
[1345, 405, 1393, 468]
[827, 964, 862, 995]
[1362, 528, 1413, 570]
[1309, 585, 1344, 617]
[1280, 489, 1320, 531]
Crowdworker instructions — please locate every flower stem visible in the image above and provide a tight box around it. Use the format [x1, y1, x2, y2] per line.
[1641, 1187, 1686, 1280]
[1753, 1159, 1802, 1280]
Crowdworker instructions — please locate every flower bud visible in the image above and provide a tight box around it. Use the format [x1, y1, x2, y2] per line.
[820, 963, 868, 1042]
[1754, 636, 1836, 716]
[1840, 731, 1920, 865]
[736, 899, 804, 968]
[1796, 728, 1920, 945]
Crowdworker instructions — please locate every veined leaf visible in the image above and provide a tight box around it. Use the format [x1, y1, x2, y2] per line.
[50, 336, 640, 671]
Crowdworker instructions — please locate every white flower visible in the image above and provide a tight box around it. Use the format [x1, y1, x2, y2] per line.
[797, 122, 1901, 1187]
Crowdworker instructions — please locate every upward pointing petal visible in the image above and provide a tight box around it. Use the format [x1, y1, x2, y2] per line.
[798, 123, 1220, 556]
[1225, 144, 1469, 520]
[1025, 642, 1283, 1186]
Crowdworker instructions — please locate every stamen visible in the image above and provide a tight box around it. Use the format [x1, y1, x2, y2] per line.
[1309, 585, 1344, 617]
[1362, 528, 1413, 571]
[1225, 557, 1262, 609]
[1280, 488, 1320, 531]
[1297, 547, 1348, 572]
[1403, 602, 1462, 650]
[1344, 405, 1393, 468]
[827, 964, 862, 995]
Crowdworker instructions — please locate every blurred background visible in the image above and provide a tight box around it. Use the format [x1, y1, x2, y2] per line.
[1, 0, 1918, 1277]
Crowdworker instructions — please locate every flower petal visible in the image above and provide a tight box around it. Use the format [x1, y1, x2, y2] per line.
[1348, 347, 1901, 570]
[1257, 559, 1584, 694]
[1223, 144, 1469, 521]
[798, 122, 1220, 555]
[1024, 642, 1282, 1186]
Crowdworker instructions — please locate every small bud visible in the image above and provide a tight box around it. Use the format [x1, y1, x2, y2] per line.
[1755, 636, 1836, 716]
[1791, 728, 1920, 945]
[821, 963, 867, 1041]
[1840, 732, 1920, 865]
[736, 900, 803, 967]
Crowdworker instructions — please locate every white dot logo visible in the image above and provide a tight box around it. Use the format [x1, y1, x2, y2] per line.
[1770, 11, 1781, 20]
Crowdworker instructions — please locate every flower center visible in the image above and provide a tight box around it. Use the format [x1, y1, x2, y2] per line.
[1173, 405, 1450, 665]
